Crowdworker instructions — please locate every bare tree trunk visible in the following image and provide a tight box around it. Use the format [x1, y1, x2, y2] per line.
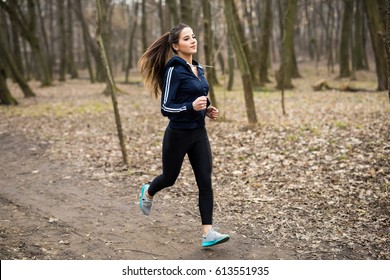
[277, 0, 298, 89]
[317, 1, 335, 74]
[215, 39, 226, 74]
[0, 27, 35, 98]
[96, 0, 129, 167]
[167, 0, 179, 26]
[48, 0, 56, 79]
[141, 0, 147, 51]
[339, 0, 353, 78]
[73, 0, 105, 82]
[20, 33, 31, 81]
[11, 23, 25, 78]
[0, 9, 35, 98]
[27, 0, 51, 85]
[362, 14, 370, 70]
[0, 1, 52, 86]
[305, 0, 315, 61]
[385, 0, 390, 100]
[224, 0, 257, 124]
[226, 38, 234, 91]
[364, 0, 388, 90]
[201, 0, 218, 107]
[180, 0, 193, 28]
[83, 34, 95, 83]
[354, 0, 365, 71]
[243, 0, 260, 86]
[9, 10, 26, 79]
[259, 0, 273, 85]
[0, 18, 18, 105]
[202, 0, 219, 86]
[125, 2, 139, 83]
[158, 0, 167, 33]
[67, 0, 78, 79]
[99, 0, 113, 87]
[328, 2, 336, 73]
[0, 67, 18, 105]
[291, 47, 302, 78]
[58, 0, 67, 81]
[36, 0, 53, 81]
[74, 0, 95, 83]
[231, 0, 256, 88]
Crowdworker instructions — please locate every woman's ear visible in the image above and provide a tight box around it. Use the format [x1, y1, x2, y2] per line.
[172, 43, 179, 52]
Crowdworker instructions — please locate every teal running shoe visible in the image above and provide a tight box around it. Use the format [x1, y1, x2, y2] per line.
[139, 184, 152, 215]
[202, 228, 230, 247]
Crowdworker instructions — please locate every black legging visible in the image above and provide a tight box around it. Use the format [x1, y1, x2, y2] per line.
[148, 126, 213, 225]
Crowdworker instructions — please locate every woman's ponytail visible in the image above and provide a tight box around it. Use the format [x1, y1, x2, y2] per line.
[138, 23, 190, 98]
[138, 32, 171, 98]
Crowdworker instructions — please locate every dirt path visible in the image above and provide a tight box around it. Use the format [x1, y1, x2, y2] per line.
[0, 132, 291, 260]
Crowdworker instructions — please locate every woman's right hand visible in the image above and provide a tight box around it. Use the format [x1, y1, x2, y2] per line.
[192, 96, 208, 111]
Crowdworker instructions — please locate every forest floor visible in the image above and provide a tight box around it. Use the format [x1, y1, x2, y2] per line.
[0, 64, 389, 260]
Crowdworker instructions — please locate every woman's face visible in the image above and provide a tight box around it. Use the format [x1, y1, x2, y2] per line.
[172, 27, 197, 56]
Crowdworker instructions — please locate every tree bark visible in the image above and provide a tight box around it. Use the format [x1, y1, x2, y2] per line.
[0, 0, 52, 86]
[141, 0, 147, 51]
[11, 23, 25, 78]
[67, 0, 78, 79]
[36, 0, 53, 80]
[354, 0, 366, 71]
[277, 0, 298, 89]
[167, 0, 179, 26]
[243, 0, 260, 86]
[58, 0, 67, 81]
[125, 2, 139, 83]
[99, 0, 113, 86]
[73, 0, 95, 83]
[231, 0, 256, 87]
[339, 0, 353, 78]
[180, 0, 193, 28]
[73, 0, 105, 82]
[0, 22, 18, 105]
[201, 0, 218, 108]
[364, 0, 388, 90]
[224, 0, 257, 124]
[226, 38, 234, 91]
[0, 28, 35, 98]
[96, 0, 129, 167]
[158, 0, 167, 33]
[0, 68, 18, 105]
[385, 0, 390, 100]
[259, 0, 272, 85]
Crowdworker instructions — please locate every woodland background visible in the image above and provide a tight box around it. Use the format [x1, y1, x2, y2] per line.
[1, 0, 389, 106]
[0, 0, 389, 260]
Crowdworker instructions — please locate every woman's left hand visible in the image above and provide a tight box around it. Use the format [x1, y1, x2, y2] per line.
[206, 106, 219, 120]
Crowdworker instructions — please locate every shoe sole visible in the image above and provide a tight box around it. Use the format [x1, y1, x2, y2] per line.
[202, 235, 230, 247]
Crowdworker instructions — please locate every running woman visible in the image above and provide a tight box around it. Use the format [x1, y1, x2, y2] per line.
[137, 23, 229, 247]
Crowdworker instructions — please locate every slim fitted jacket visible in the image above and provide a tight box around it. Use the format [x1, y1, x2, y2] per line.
[161, 56, 210, 129]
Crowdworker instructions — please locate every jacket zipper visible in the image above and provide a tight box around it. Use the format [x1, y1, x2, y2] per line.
[187, 63, 201, 81]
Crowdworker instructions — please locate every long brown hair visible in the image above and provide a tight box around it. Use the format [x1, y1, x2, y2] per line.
[138, 23, 189, 98]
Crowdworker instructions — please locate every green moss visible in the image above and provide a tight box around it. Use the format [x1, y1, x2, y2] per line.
[336, 154, 348, 161]
[309, 146, 320, 152]
[286, 134, 299, 142]
[334, 121, 348, 129]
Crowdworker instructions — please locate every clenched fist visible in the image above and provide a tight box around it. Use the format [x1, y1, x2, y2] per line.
[192, 96, 208, 111]
[206, 106, 219, 120]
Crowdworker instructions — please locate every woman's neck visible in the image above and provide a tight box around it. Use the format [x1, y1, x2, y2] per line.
[178, 53, 192, 64]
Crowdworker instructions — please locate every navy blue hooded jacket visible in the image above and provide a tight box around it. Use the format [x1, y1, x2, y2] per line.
[161, 56, 210, 129]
